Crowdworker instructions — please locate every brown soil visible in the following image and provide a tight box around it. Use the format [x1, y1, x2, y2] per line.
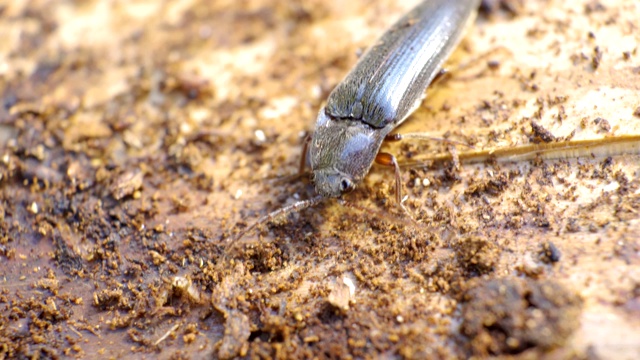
[1, 0, 639, 359]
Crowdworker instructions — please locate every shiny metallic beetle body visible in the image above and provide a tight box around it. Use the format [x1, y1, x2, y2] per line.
[310, 0, 479, 198]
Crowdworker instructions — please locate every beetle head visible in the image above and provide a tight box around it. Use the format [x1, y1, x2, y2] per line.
[309, 108, 383, 198]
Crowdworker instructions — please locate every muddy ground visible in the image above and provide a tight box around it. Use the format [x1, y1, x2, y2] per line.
[1, 0, 639, 359]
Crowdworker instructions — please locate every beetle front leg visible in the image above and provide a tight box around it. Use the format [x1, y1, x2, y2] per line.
[299, 133, 312, 175]
[375, 152, 404, 206]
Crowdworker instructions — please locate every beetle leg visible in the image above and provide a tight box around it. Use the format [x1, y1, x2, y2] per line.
[448, 144, 461, 171]
[299, 133, 312, 175]
[375, 152, 404, 206]
[432, 68, 450, 85]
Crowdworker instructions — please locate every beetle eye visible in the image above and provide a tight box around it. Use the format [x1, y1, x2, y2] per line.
[340, 178, 353, 192]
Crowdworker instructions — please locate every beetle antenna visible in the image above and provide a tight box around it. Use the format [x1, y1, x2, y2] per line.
[227, 195, 325, 253]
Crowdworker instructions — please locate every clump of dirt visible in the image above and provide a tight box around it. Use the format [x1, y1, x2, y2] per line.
[453, 235, 500, 275]
[539, 240, 561, 264]
[460, 277, 582, 356]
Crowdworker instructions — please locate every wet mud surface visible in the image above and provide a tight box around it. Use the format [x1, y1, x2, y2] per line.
[1, 0, 640, 359]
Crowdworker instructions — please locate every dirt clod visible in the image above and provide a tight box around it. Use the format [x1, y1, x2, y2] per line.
[460, 277, 582, 356]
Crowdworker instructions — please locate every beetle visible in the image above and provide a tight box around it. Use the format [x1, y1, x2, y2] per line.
[232, 0, 480, 243]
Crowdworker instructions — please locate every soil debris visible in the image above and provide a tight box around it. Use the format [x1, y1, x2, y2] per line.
[460, 277, 582, 356]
